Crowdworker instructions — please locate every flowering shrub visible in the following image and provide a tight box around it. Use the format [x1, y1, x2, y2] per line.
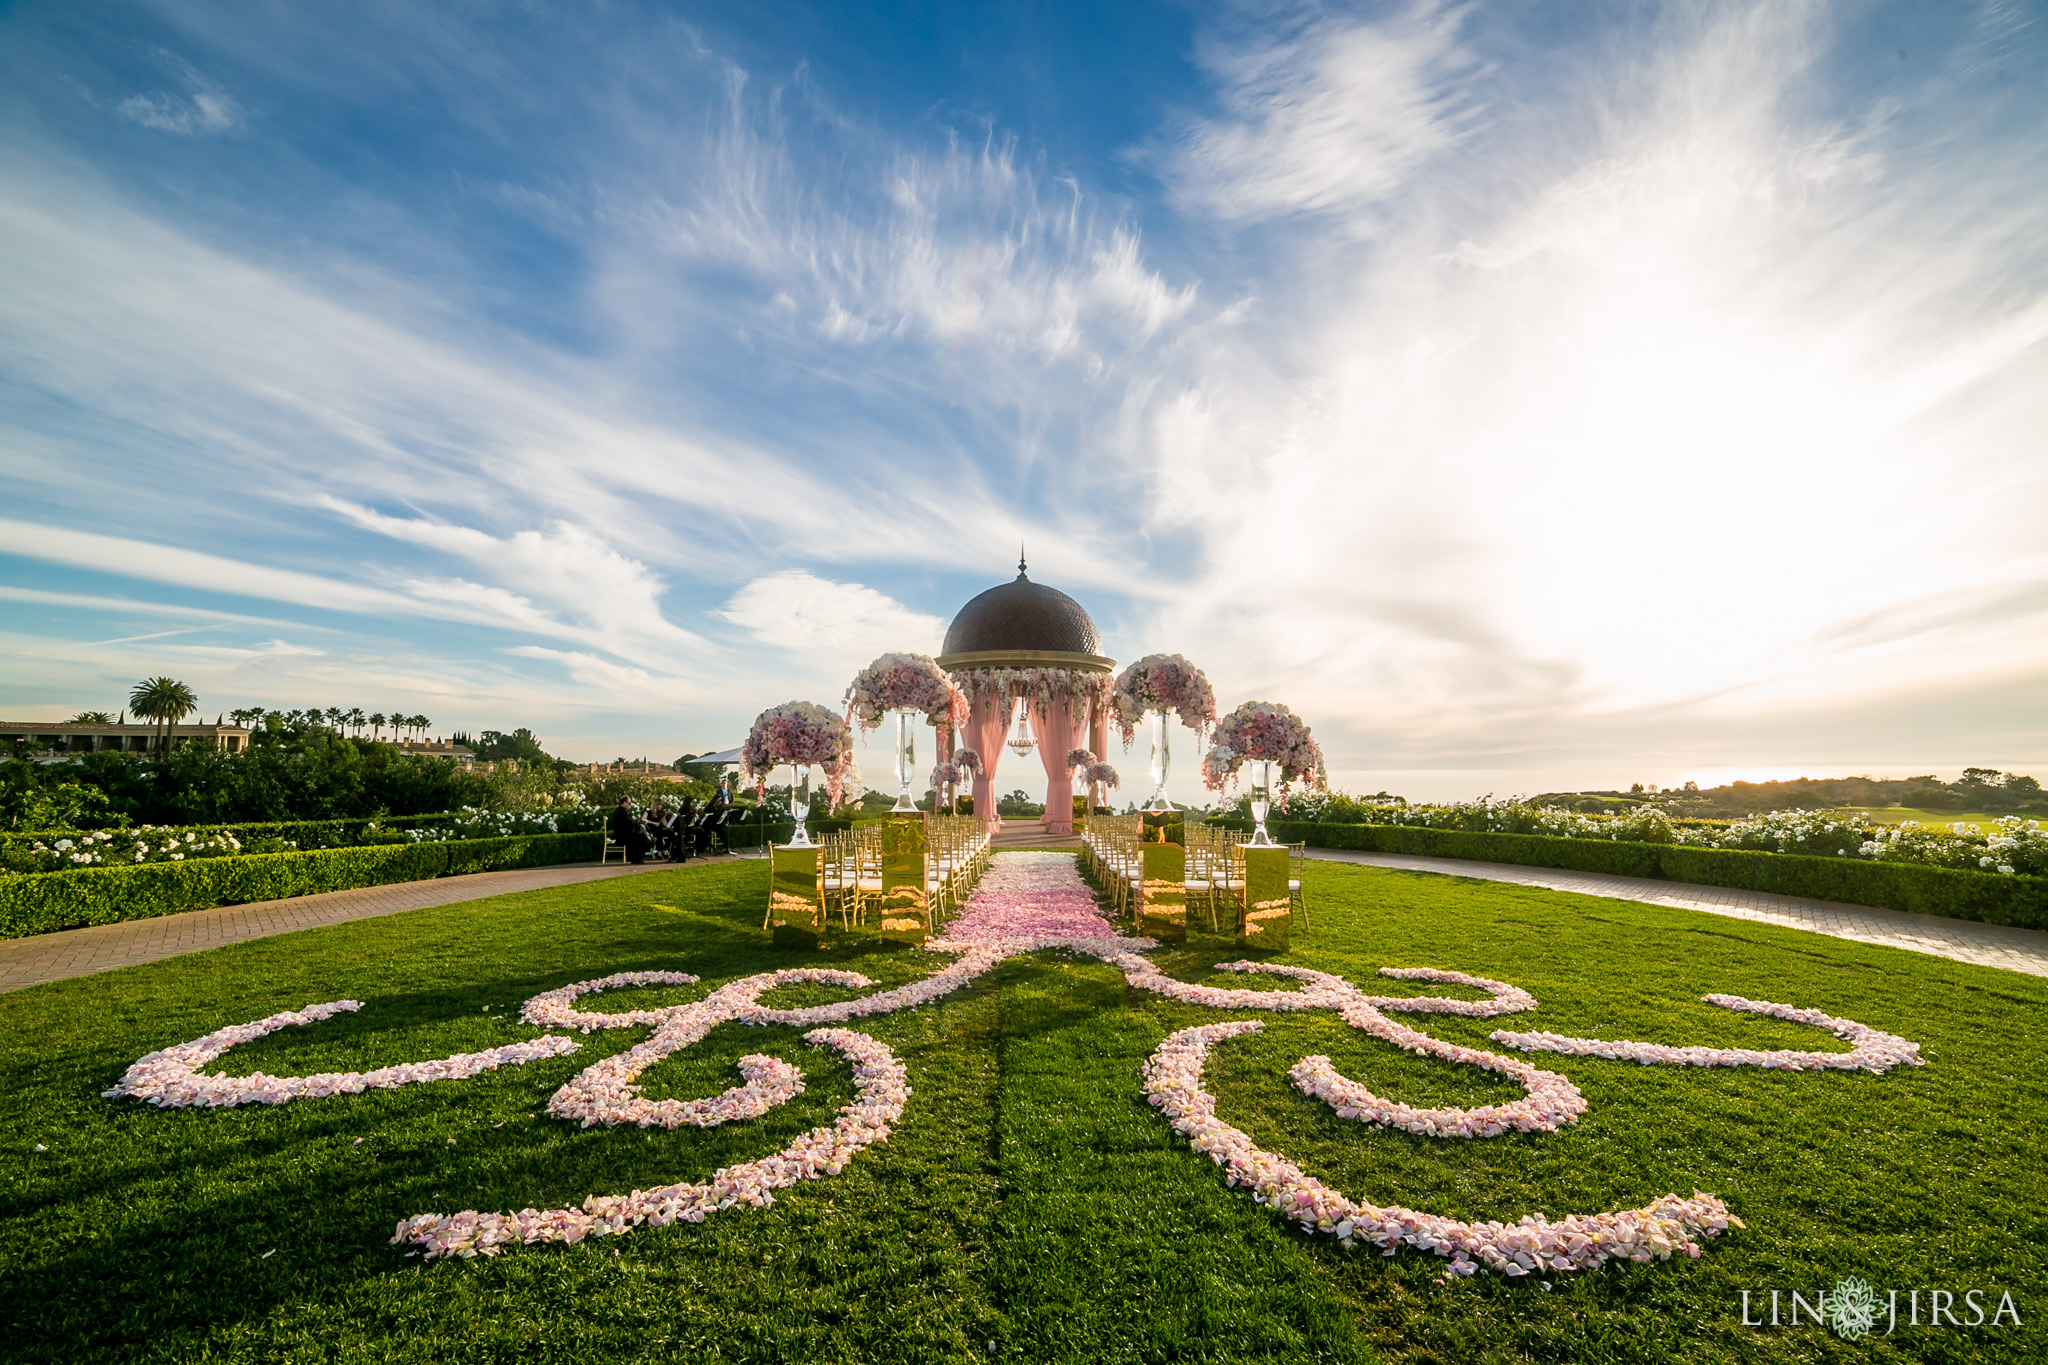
[1201, 701, 1326, 800]
[742, 701, 855, 806]
[8, 827, 246, 873]
[1112, 654, 1218, 745]
[1255, 795, 2048, 877]
[843, 653, 968, 736]
[2, 808, 606, 876]
[395, 807, 601, 845]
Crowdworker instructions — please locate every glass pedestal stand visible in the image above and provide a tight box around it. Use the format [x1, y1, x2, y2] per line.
[890, 708, 920, 813]
[786, 763, 816, 848]
[1246, 759, 1278, 846]
[1145, 710, 1174, 813]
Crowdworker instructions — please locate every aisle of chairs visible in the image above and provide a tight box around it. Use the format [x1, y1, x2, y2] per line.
[1080, 816, 1309, 936]
[773, 813, 993, 933]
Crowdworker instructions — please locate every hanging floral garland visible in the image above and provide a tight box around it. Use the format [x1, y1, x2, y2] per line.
[843, 653, 969, 740]
[741, 701, 854, 806]
[951, 666, 1113, 720]
[1201, 700, 1326, 804]
[1111, 654, 1218, 746]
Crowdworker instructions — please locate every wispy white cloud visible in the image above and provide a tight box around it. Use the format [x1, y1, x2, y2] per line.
[714, 570, 945, 661]
[114, 52, 243, 136]
[1164, 0, 1471, 224]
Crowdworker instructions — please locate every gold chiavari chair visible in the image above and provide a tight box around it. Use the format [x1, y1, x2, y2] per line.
[1288, 841, 1310, 935]
[1181, 823, 1222, 932]
[849, 827, 885, 926]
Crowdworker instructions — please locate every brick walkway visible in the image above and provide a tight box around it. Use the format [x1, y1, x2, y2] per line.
[1307, 847, 2048, 978]
[0, 853, 764, 996]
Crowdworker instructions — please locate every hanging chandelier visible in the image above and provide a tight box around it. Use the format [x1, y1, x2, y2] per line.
[1006, 695, 1036, 757]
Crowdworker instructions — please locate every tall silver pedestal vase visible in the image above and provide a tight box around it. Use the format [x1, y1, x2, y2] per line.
[786, 764, 817, 848]
[1246, 759, 1278, 846]
[1145, 710, 1174, 812]
[890, 708, 920, 813]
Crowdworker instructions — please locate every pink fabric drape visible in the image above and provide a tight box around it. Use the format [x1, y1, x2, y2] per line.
[1034, 692, 1079, 835]
[1088, 696, 1109, 812]
[963, 685, 1012, 832]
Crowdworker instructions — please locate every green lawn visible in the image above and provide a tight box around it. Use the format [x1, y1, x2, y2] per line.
[1835, 807, 2045, 829]
[2, 859, 2043, 1363]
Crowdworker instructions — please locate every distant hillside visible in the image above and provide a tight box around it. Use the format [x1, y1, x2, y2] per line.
[1537, 769, 2047, 819]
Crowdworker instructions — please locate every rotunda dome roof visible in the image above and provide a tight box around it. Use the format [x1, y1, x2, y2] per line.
[937, 560, 1111, 671]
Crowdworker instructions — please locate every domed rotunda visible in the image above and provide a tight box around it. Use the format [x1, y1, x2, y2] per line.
[937, 557, 1114, 837]
[935, 557, 1115, 674]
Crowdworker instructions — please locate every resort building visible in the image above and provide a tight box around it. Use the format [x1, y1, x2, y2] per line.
[0, 721, 254, 755]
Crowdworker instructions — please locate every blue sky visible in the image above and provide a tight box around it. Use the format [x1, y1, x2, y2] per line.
[2, 0, 2045, 800]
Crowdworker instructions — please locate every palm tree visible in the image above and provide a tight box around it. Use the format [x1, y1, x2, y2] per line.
[230, 707, 264, 728]
[345, 707, 367, 737]
[70, 711, 114, 724]
[369, 712, 386, 740]
[410, 714, 431, 743]
[324, 707, 344, 731]
[129, 677, 199, 757]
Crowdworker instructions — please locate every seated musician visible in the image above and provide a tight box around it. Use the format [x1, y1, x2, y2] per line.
[672, 796, 697, 862]
[609, 796, 652, 864]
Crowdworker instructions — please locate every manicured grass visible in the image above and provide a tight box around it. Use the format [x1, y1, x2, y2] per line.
[2, 859, 2044, 1362]
[1836, 807, 2044, 828]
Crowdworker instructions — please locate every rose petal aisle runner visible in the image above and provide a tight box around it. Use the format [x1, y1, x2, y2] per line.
[930, 850, 1147, 956]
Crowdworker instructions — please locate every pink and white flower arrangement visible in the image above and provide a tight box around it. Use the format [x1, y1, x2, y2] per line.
[1201, 700, 1326, 799]
[1066, 747, 1096, 771]
[952, 747, 982, 775]
[843, 653, 969, 737]
[742, 701, 854, 805]
[1084, 761, 1119, 790]
[1112, 654, 1218, 745]
[102, 1000, 582, 1108]
[952, 667, 1113, 723]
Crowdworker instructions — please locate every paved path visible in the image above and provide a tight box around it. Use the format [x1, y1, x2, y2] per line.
[0, 854, 764, 996]
[1307, 847, 2048, 979]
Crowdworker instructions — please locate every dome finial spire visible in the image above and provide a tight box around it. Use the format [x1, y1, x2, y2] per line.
[1018, 544, 1027, 579]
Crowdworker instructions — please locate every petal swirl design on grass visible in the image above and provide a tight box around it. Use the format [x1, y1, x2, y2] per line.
[104, 852, 1923, 1275]
[394, 1027, 908, 1258]
[1141, 1020, 1742, 1278]
[101, 1000, 581, 1108]
[1491, 993, 1926, 1073]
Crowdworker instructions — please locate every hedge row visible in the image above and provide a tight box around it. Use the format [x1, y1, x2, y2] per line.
[1, 812, 463, 852]
[1208, 820, 2048, 932]
[0, 832, 602, 939]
